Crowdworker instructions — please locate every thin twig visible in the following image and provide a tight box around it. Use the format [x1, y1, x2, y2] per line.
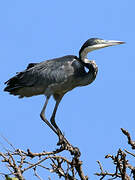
[0, 134, 16, 151]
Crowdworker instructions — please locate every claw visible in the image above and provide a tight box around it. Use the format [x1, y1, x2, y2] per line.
[57, 130, 65, 146]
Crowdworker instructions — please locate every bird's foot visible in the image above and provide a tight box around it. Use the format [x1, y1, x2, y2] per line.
[57, 130, 66, 146]
[71, 147, 81, 157]
[56, 129, 81, 157]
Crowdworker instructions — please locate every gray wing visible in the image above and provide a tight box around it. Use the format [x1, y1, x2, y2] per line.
[4, 55, 85, 97]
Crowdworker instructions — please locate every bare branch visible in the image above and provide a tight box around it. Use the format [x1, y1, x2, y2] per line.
[33, 167, 43, 180]
[121, 128, 135, 149]
[96, 129, 135, 180]
[0, 134, 16, 151]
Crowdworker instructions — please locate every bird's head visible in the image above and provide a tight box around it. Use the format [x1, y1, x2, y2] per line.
[79, 38, 125, 60]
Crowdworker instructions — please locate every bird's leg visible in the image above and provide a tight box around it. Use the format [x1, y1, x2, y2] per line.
[50, 96, 64, 144]
[50, 95, 80, 154]
[40, 96, 58, 135]
[50, 96, 76, 149]
[50, 98, 62, 133]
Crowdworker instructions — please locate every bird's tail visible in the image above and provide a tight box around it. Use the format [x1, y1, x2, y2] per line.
[4, 73, 23, 96]
[4, 62, 39, 96]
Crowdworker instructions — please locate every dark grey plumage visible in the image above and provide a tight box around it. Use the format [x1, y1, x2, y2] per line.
[4, 38, 124, 135]
[4, 55, 97, 99]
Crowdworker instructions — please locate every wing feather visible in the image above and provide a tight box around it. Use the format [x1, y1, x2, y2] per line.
[4, 55, 81, 97]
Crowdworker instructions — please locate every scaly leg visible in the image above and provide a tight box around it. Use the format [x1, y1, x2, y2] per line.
[50, 95, 64, 144]
[50, 96, 62, 132]
[40, 96, 58, 135]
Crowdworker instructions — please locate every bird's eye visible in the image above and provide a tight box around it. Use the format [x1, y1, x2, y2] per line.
[95, 39, 99, 43]
[94, 39, 103, 44]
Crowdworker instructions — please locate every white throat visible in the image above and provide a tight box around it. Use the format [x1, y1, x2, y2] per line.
[80, 47, 91, 60]
[80, 44, 108, 61]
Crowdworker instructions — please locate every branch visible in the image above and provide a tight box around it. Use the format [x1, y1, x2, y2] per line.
[95, 128, 135, 180]
[121, 128, 135, 149]
[0, 141, 87, 179]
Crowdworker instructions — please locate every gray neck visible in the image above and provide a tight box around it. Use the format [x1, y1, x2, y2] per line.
[79, 45, 104, 62]
[77, 60, 98, 87]
[79, 49, 89, 61]
[79, 47, 93, 62]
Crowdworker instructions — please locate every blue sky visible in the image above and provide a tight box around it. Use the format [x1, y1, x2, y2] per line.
[0, 0, 135, 179]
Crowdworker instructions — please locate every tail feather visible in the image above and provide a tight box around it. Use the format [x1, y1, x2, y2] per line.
[4, 62, 41, 98]
[4, 62, 38, 92]
[4, 73, 24, 93]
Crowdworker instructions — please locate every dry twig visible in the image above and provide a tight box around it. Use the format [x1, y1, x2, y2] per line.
[0, 134, 87, 180]
[96, 128, 135, 180]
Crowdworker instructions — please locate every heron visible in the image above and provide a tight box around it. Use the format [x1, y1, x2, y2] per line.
[4, 38, 124, 139]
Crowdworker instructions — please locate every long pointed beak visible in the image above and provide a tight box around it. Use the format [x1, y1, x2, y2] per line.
[104, 40, 125, 47]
